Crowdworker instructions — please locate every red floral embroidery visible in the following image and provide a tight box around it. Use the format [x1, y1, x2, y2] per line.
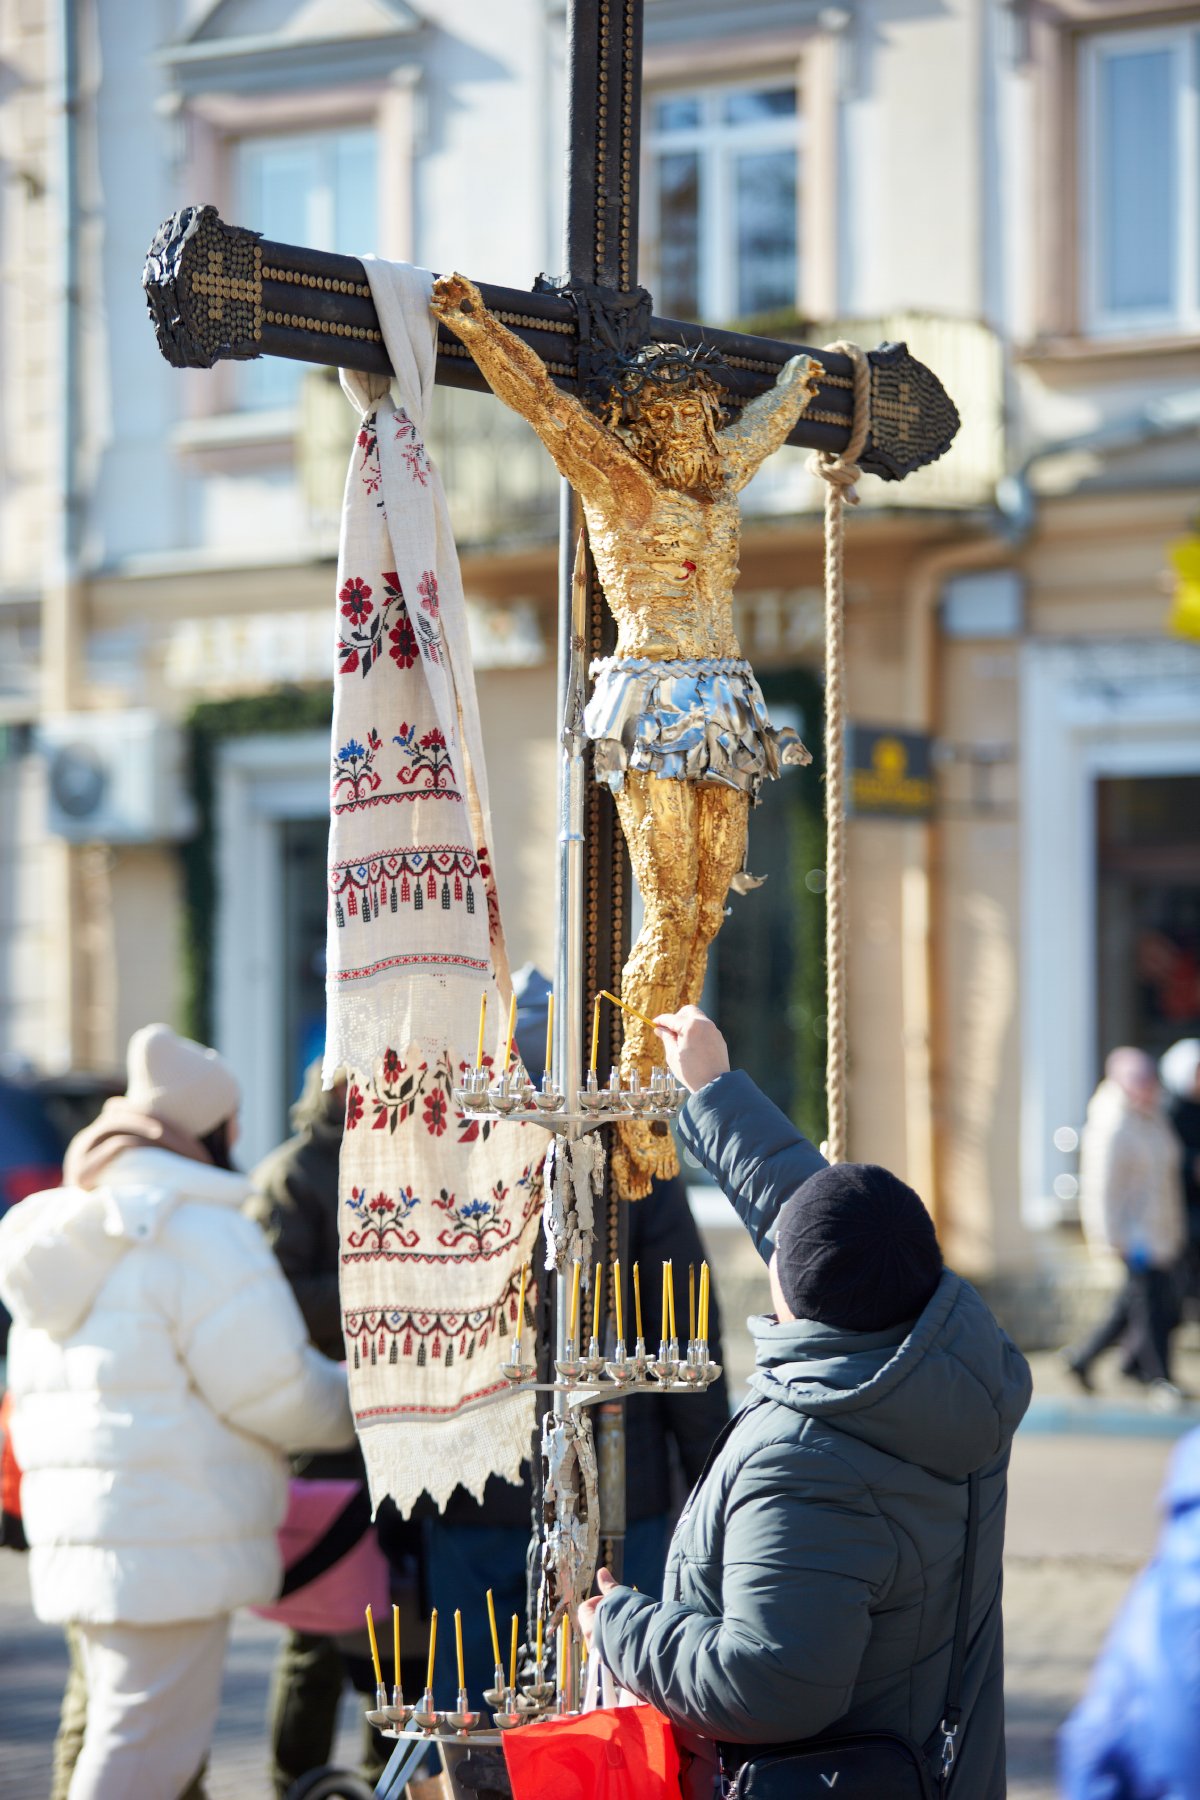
[357, 417, 382, 500]
[390, 615, 418, 669]
[337, 570, 411, 679]
[345, 1084, 364, 1128]
[383, 1048, 402, 1082]
[393, 408, 431, 486]
[423, 1090, 448, 1136]
[340, 578, 373, 622]
[418, 571, 440, 617]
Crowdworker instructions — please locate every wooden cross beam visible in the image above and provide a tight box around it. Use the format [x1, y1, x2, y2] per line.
[143, 202, 959, 486]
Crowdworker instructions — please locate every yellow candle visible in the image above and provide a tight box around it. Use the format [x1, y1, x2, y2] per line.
[699, 1261, 711, 1342]
[560, 1613, 569, 1677]
[589, 995, 602, 1074]
[455, 1608, 466, 1691]
[599, 987, 660, 1033]
[592, 1261, 602, 1343]
[393, 1602, 401, 1684]
[568, 1258, 582, 1346]
[666, 1260, 677, 1342]
[633, 1261, 644, 1342]
[613, 1259, 624, 1343]
[503, 990, 518, 1071]
[516, 1263, 527, 1347]
[661, 1261, 669, 1343]
[509, 1613, 519, 1692]
[476, 990, 487, 1069]
[536, 1611, 544, 1667]
[545, 990, 555, 1080]
[365, 1603, 383, 1688]
[426, 1608, 438, 1695]
[689, 1263, 696, 1344]
[487, 1588, 501, 1670]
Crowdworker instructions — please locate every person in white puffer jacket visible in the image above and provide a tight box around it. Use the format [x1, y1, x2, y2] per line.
[0, 1024, 356, 1800]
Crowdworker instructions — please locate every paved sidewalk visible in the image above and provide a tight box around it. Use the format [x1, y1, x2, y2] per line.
[2, 1349, 1196, 1798]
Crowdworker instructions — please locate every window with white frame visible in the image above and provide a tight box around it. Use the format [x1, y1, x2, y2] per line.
[645, 81, 800, 324]
[1082, 25, 1199, 335]
[235, 126, 378, 409]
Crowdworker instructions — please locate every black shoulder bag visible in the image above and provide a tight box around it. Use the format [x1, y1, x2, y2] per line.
[721, 1469, 981, 1800]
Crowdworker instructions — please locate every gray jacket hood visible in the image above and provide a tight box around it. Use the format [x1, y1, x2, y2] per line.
[747, 1268, 1031, 1480]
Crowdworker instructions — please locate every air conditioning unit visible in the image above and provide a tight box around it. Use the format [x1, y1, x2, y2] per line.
[40, 711, 196, 844]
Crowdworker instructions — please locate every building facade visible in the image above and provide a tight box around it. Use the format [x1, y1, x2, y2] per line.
[2, 0, 1197, 1290]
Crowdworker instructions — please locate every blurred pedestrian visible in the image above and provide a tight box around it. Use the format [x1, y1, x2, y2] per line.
[246, 1060, 425, 1797]
[1062, 1047, 1187, 1405]
[0, 1024, 354, 1800]
[1059, 1426, 1200, 1800]
[1160, 1037, 1200, 1319]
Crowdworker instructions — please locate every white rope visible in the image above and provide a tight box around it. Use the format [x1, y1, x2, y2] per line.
[808, 343, 871, 1164]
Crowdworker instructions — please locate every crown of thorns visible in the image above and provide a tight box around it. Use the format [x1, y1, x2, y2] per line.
[594, 341, 732, 425]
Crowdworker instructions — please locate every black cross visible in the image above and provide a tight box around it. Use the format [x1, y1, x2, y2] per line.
[142, 0, 958, 1581]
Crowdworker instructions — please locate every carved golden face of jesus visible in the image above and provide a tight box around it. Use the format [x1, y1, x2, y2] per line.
[619, 379, 725, 498]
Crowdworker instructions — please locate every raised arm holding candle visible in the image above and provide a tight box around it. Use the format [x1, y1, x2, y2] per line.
[570, 1005, 1028, 1798]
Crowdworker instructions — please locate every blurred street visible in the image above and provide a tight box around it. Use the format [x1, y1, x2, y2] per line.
[2, 1346, 1197, 1800]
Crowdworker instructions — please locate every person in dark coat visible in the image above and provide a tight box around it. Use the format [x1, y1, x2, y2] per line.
[580, 1006, 1031, 1799]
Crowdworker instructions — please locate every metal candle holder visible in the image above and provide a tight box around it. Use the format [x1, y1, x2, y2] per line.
[409, 1687, 439, 1732]
[579, 1334, 606, 1380]
[451, 1064, 685, 1133]
[652, 1337, 681, 1383]
[605, 1339, 634, 1383]
[366, 1682, 392, 1728]
[443, 1687, 482, 1733]
[500, 1343, 537, 1383]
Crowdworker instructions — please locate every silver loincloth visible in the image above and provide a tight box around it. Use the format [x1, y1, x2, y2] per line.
[583, 654, 811, 800]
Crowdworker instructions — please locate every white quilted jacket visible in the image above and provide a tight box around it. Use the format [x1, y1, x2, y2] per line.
[0, 1147, 355, 1626]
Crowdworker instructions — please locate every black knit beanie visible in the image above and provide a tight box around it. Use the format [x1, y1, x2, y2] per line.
[775, 1162, 943, 1332]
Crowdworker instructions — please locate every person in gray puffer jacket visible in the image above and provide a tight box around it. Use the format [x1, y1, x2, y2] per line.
[580, 1007, 1031, 1797]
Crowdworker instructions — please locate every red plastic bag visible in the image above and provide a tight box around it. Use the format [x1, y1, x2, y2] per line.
[502, 1704, 683, 1800]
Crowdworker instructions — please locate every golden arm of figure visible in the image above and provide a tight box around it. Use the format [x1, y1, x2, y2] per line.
[718, 353, 823, 494]
[430, 273, 656, 522]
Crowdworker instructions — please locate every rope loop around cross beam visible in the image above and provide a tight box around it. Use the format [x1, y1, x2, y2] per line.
[808, 341, 871, 1165]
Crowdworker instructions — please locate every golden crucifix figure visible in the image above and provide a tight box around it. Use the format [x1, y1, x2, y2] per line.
[432, 273, 818, 1196]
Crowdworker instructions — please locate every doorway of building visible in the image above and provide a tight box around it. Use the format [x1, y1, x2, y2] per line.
[1096, 773, 1200, 1065]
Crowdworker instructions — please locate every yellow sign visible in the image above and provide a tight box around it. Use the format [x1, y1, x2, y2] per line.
[848, 727, 935, 818]
[1167, 536, 1200, 641]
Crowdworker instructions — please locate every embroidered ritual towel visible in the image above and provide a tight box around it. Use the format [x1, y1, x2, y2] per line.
[330, 261, 541, 1513]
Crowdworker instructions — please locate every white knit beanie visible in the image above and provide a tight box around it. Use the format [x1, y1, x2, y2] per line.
[124, 1023, 241, 1139]
[1160, 1039, 1200, 1101]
